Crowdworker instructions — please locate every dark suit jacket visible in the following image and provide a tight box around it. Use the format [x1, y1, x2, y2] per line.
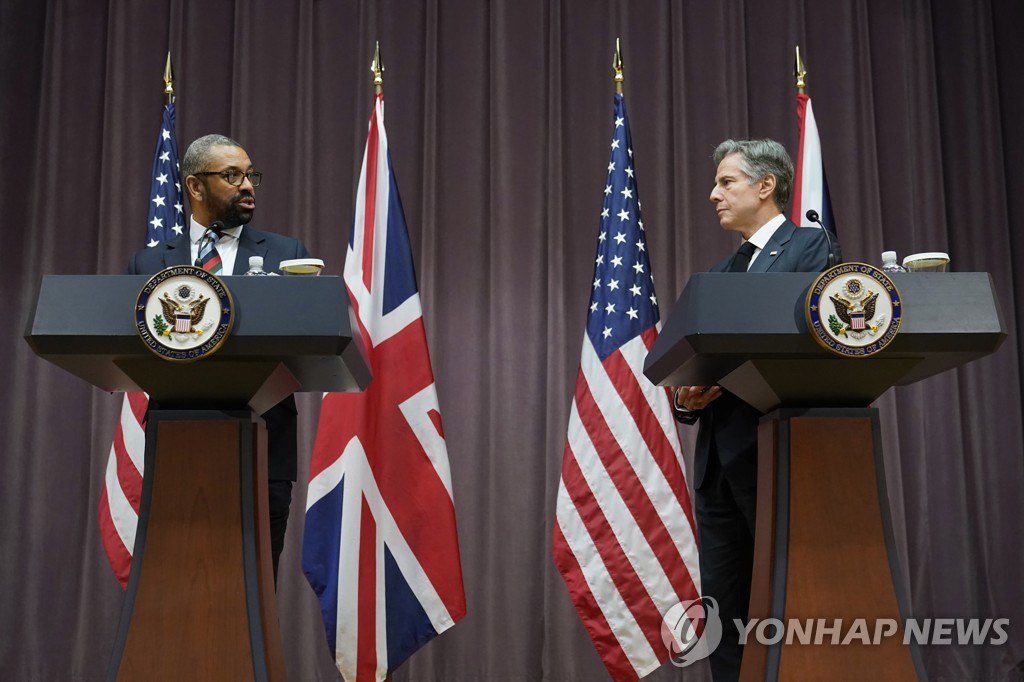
[128, 226, 309, 277]
[677, 220, 839, 492]
[127, 226, 311, 480]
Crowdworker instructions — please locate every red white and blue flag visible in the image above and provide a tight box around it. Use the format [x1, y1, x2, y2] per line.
[552, 93, 701, 681]
[303, 93, 466, 681]
[99, 102, 184, 587]
[791, 92, 837, 236]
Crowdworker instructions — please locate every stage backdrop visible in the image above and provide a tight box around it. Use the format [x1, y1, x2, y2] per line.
[2, 1, 1022, 680]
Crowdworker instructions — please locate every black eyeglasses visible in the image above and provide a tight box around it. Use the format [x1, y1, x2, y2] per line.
[193, 169, 262, 187]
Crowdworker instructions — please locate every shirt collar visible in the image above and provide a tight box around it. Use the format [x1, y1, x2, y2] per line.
[189, 216, 243, 244]
[745, 213, 786, 251]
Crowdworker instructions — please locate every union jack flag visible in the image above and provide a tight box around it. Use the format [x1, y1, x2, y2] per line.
[99, 102, 183, 587]
[552, 92, 701, 681]
[792, 91, 837, 237]
[303, 93, 466, 681]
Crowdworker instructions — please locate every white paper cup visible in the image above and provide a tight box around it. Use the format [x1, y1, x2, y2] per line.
[902, 252, 949, 272]
[279, 258, 324, 275]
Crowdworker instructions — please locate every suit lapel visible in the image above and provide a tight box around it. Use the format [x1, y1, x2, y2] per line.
[162, 233, 192, 268]
[233, 227, 268, 275]
[749, 219, 797, 273]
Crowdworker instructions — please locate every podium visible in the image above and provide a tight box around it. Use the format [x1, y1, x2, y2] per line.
[25, 274, 371, 682]
[644, 272, 1006, 680]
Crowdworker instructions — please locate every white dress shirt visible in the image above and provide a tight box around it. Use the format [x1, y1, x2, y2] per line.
[189, 217, 243, 275]
[739, 213, 786, 270]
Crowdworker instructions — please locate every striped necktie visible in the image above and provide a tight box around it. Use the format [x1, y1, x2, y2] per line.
[198, 231, 223, 274]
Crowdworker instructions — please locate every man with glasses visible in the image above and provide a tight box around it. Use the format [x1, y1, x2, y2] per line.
[127, 133, 310, 582]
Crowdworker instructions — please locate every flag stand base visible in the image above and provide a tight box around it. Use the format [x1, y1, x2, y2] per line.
[741, 408, 925, 680]
[106, 410, 286, 682]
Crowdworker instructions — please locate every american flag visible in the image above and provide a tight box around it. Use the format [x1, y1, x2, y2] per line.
[792, 91, 837, 236]
[302, 93, 466, 681]
[98, 102, 183, 587]
[552, 93, 701, 681]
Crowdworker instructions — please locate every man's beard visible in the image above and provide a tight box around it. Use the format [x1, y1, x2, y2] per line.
[219, 192, 255, 228]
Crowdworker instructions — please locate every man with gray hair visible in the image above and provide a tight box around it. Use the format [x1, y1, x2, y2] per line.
[673, 138, 839, 680]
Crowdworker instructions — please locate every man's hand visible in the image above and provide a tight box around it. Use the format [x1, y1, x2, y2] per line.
[674, 386, 722, 411]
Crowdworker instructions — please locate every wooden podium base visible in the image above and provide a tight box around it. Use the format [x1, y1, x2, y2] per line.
[741, 408, 925, 681]
[107, 410, 286, 682]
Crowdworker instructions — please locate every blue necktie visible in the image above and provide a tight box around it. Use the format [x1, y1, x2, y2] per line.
[728, 241, 756, 272]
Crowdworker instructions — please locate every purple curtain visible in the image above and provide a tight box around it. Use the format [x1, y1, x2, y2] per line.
[2, 0, 1022, 679]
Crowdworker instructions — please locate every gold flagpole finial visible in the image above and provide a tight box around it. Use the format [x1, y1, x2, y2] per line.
[613, 38, 624, 94]
[163, 52, 175, 104]
[371, 41, 384, 94]
[794, 45, 807, 94]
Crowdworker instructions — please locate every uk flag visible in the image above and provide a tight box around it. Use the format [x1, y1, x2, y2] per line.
[792, 91, 837, 236]
[303, 94, 466, 681]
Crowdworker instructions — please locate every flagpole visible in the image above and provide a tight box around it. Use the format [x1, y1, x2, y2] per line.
[552, 38, 701, 679]
[372, 40, 384, 95]
[163, 52, 175, 105]
[794, 45, 807, 95]
[302, 35, 466, 682]
[791, 45, 836, 238]
[613, 37, 624, 94]
[371, 45, 395, 682]
[100, 50, 184, 589]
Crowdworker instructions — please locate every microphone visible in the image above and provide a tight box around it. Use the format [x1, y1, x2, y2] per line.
[805, 209, 837, 268]
[194, 221, 226, 266]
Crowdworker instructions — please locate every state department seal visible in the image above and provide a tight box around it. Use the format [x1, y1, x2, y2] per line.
[806, 262, 902, 358]
[135, 265, 234, 362]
